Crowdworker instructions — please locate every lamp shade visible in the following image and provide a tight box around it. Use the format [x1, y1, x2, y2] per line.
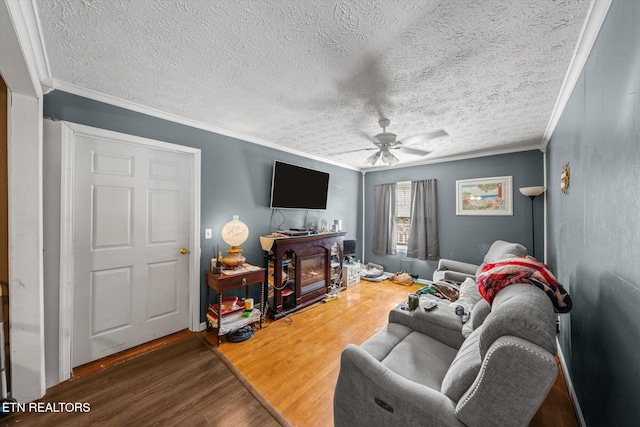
[381, 149, 399, 166]
[221, 215, 249, 247]
[366, 151, 382, 165]
[519, 186, 546, 197]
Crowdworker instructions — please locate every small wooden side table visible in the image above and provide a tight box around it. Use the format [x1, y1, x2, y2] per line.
[205, 267, 265, 346]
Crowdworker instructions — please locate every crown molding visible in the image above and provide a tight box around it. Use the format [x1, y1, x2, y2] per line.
[49, 79, 360, 172]
[540, 0, 613, 151]
[51, 76, 543, 174]
[4, 0, 51, 96]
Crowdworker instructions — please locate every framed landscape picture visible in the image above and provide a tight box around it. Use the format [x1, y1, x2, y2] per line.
[456, 176, 513, 216]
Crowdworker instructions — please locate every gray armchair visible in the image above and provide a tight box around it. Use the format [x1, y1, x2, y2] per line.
[334, 284, 558, 427]
[433, 240, 527, 284]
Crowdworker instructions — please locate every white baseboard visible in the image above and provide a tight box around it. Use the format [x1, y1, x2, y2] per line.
[556, 337, 586, 427]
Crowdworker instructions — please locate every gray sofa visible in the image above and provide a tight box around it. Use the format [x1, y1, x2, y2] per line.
[334, 284, 558, 427]
[432, 240, 527, 284]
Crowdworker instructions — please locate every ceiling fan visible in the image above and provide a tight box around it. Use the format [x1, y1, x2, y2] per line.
[337, 118, 448, 166]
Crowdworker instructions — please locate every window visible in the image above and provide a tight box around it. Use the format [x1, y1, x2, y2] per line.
[373, 179, 438, 259]
[396, 181, 411, 251]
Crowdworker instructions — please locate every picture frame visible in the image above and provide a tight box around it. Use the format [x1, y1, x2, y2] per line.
[456, 176, 513, 216]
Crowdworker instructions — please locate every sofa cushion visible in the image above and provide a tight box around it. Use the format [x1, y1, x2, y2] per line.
[474, 240, 527, 276]
[456, 278, 483, 338]
[483, 240, 527, 264]
[461, 298, 491, 338]
[360, 322, 413, 361]
[478, 284, 557, 357]
[455, 277, 482, 313]
[381, 331, 458, 391]
[440, 326, 483, 401]
[469, 299, 491, 329]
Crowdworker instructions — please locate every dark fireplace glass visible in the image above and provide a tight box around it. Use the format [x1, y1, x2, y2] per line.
[300, 254, 326, 294]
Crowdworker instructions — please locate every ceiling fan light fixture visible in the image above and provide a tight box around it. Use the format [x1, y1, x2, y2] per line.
[367, 151, 382, 165]
[381, 149, 399, 166]
[353, 117, 445, 167]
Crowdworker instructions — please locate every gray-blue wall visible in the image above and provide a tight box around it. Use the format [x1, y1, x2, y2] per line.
[547, 0, 640, 424]
[363, 150, 544, 279]
[43, 91, 362, 319]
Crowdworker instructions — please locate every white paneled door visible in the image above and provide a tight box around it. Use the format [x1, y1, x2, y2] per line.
[72, 134, 192, 367]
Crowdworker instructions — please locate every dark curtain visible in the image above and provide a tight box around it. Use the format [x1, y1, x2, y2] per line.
[407, 179, 439, 260]
[372, 183, 397, 255]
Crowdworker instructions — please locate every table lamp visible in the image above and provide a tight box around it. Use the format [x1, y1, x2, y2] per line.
[221, 215, 249, 269]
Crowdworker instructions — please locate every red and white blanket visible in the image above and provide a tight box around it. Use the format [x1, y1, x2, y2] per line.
[476, 256, 572, 313]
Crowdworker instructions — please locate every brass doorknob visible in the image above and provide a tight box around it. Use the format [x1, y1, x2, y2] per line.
[180, 248, 189, 255]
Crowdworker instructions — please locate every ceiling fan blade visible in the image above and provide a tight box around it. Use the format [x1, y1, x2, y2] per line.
[337, 55, 390, 119]
[394, 146, 432, 156]
[329, 147, 377, 156]
[399, 129, 448, 146]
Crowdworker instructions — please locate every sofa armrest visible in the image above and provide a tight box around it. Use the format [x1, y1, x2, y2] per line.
[389, 300, 465, 349]
[455, 336, 557, 427]
[437, 259, 480, 276]
[334, 344, 463, 427]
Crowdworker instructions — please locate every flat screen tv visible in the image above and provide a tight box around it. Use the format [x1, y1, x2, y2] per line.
[270, 160, 330, 210]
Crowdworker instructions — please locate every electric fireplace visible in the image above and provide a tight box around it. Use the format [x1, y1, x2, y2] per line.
[266, 232, 345, 319]
[300, 254, 326, 295]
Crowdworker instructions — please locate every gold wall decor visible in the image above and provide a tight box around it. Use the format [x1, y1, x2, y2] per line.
[561, 163, 570, 194]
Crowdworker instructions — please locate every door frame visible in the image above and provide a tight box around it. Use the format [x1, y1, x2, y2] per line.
[58, 122, 201, 382]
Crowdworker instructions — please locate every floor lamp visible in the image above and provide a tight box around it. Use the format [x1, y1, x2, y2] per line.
[519, 186, 545, 259]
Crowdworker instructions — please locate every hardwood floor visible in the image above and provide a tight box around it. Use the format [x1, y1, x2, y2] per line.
[531, 357, 580, 427]
[209, 279, 579, 427]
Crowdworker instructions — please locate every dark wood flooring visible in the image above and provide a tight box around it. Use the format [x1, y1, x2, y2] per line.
[1, 333, 288, 427]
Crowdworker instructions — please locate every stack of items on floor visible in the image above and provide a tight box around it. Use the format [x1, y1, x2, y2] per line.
[334, 240, 572, 427]
[207, 296, 260, 336]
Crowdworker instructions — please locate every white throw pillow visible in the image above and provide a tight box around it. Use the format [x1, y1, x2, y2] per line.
[454, 277, 482, 313]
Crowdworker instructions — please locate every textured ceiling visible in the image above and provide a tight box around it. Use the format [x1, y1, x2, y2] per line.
[36, 0, 592, 169]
